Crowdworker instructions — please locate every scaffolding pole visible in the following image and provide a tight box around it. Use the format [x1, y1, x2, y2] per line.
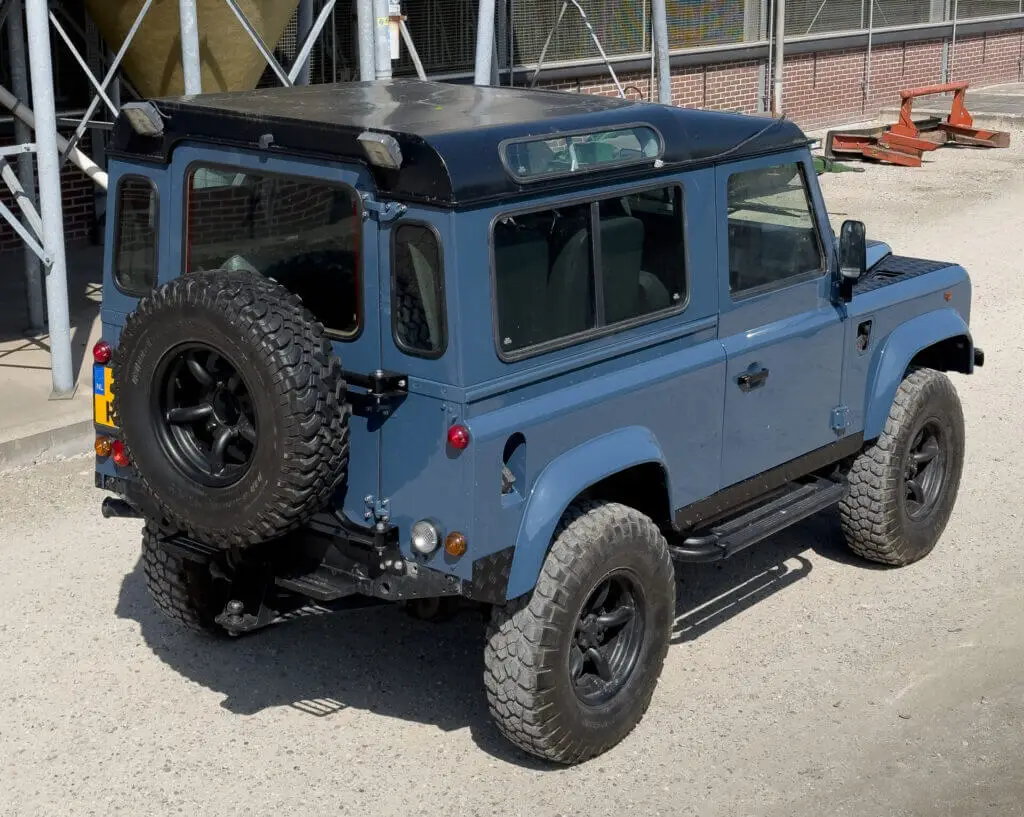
[6, 0, 44, 332]
[651, 0, 671, 104]
[772, 0, 786, 116]
[373, 0, 392, 79]
[357, 0, 375, 80]
[474, 0, 496, 85]
[179, 0, 202, 94]
[25, 0, 74, 396]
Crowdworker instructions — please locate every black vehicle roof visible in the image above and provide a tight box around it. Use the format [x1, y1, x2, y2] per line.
[110, 80, 809, 208]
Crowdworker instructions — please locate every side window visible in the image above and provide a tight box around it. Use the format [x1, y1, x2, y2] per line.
[492, 185, 686, 358]
[493, 202, 595, 354]
[184, 166, 362, 338]
[113, 176, 158, 295]
[393, 223, 446, 357]
[726, 163, 824, 297]
[597, 186, 685, 323]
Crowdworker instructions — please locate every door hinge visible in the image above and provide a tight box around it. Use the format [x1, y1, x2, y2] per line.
[830, 406, 851, 434]
[360, 193, 406, 223]
[363, 494, 391, 523]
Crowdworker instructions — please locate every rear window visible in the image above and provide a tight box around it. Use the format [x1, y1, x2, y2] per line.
[113, 175, 158, 295]
[184, 166, 362, 338]
[393, 223, 446, 357]
[501, 126, 662, 182]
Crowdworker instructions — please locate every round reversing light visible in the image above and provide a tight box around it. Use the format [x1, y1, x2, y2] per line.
[410, 519, 441, 555]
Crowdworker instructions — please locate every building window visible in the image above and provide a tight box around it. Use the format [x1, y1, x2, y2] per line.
[184, 166, 362, 338]
[726, 163, 825, 296]
[393, 223, 446, 357]
[492, 184, 685, 358]
[113, 175, 158, 295]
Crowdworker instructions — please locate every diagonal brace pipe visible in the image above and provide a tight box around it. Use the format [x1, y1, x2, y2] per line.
[288, 0, 337, 84]
[0, 83, 108, 189]
[59, 0, 154, 168]
[224, 0, 292, 86]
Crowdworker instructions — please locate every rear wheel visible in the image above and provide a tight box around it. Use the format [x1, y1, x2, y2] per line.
[142, 525, 230, 636]
[839, 368, 965, 566]
[484, 501, 675, 764]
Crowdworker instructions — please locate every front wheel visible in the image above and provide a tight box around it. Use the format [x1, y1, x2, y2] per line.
[484, 501, 675, 764]
[839, 368, 965, 566]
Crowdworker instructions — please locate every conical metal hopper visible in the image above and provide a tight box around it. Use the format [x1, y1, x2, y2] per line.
[84, 0, 301, 97]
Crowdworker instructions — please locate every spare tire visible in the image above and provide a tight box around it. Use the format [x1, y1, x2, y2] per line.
[113, 270, 350, 548]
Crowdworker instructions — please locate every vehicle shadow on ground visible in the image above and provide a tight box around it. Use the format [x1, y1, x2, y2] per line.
[115, 510, 875, 768]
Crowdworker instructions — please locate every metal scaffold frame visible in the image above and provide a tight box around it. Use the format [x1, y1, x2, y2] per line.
[0, 0, 669, 397]
[0, 0, 364, 397]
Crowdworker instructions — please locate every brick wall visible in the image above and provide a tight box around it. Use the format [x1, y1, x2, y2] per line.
[542, 28, 1024, 130]
[0, 132, 96, 252]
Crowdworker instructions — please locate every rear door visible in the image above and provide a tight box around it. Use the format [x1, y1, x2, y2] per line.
[375, 206, 465, 551]
[715, 152, 845, 487]
[169, 145, 383, 526]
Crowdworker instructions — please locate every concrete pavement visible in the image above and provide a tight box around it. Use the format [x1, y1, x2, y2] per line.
[0, 246, 101, 470]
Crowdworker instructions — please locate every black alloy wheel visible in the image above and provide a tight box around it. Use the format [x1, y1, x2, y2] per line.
[153, 344, 258, 487]
[902, 419, 946, 520]
[570, 571, 646, 706]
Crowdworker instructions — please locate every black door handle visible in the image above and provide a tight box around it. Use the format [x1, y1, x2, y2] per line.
[737, 367, 769, 392]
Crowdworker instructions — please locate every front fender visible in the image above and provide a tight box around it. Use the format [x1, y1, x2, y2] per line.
[504, 426, 670, 600]
[864, 308, 972, 439]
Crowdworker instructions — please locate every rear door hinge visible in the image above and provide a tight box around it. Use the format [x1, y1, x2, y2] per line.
[360, 193, 406, 223]
[830, 405, 851, 434]
[363, 494, 391, 523]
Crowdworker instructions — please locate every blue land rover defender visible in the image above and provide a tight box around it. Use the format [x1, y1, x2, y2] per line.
[95, 81, 983, 764]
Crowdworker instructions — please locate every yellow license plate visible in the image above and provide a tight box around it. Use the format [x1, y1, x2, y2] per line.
[93, 364, 117, 428]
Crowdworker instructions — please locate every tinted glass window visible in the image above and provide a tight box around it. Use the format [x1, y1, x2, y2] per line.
[726, 163, 824, 296]
[185, 166, 362, 337]
[114, 176, 158, 294]
[492, 185, 685, 358]
[503, 126, 661, 181]
[494, 202, 595, 354]
[393, 223, 446, 357]
[597, 187, 685, 323]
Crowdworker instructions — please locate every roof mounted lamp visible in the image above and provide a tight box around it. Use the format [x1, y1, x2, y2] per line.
[358, 131, 403, 169]
[121, 101, 164, 138]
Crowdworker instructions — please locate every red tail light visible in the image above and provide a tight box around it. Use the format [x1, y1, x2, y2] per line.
[111, 439, 130, 468]
[93, 340, 112, 364]
[446, 424, 470, 451]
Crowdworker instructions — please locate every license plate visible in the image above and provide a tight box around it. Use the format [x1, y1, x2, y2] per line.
[93, 364, 117, 428]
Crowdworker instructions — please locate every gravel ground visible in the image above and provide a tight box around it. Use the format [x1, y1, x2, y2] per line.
[2, 134, 1023, 817]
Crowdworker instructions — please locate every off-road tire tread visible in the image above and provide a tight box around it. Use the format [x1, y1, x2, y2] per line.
[483, 501, 674, 764]
[141, 524, 225, 635]
[839, 368, 963, 566]
[114, 271, 350, 548]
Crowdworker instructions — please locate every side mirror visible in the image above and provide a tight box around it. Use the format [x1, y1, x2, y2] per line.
[837, 219, 867, 303]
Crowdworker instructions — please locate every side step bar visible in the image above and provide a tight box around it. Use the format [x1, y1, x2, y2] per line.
[670, 477, 847, 563]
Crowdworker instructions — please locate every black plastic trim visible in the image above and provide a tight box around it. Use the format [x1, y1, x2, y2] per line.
[673, 433, 864, 531]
